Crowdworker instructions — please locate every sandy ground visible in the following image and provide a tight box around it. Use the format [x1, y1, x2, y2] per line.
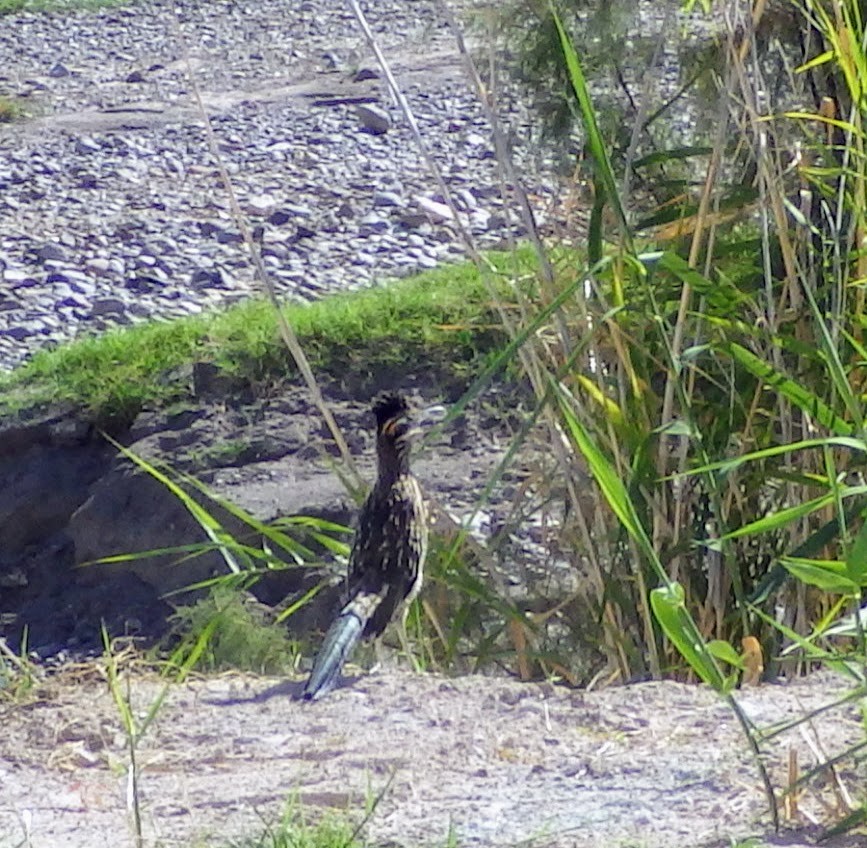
[2, 667, 865, 848]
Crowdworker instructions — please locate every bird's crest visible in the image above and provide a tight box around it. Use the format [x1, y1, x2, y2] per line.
[372, 392, 410, 435]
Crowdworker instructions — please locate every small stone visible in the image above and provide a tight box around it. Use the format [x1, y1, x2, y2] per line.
[48, 62, 70, 78]
[35, 243, 68, 263]
[90, 297, 126, 316]
[415, 196, 454, 223]
[85, 258, 111, 277]
[198, 221, 222, 238]
[397, 212, 429, 229]
[190, 268, 225, 289]
[267, 209, 292, 226]
[355, 104, 391, 135]
[75, 137, 101, 155]
[282, 202, 314, 217]
[455, 189, 478, 211]
[75, 172, 99, 189]
[359, 213, 389, 234]
[125, 275, 159, 293]
[470, 209, 492, 230]
[56, 294, 91, 310]
[352, 67, 380, 82]
[266, 141, 294, 154]
[4, 268, 33, 285]
[373, 190, 402, 208]
[243, 194, 277, 215]
[0, 326, 31, 340]
[262, 243, 289, 261]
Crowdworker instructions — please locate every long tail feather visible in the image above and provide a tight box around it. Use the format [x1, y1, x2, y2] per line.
[303, 591, 383, 701]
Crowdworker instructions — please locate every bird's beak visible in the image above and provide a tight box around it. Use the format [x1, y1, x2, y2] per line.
[417, 404, 447, 426]
[410, 404, 447, 441]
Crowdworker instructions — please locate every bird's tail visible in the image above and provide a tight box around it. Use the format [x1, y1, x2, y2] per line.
[303, 590, 384, 701]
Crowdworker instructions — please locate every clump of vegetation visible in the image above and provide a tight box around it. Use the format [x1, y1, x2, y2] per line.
[0, 95, 24, 122]
[164, 586, 299, 676]
[0, 0, 128, 14]
[226, 805, 363, 848]
[0, 635, 39, 702]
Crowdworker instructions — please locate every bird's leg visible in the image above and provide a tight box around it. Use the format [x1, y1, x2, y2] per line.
[398, 609, 423, 673]
[370, 638, 385, 674]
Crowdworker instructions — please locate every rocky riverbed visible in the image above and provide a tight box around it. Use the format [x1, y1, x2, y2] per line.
[0, 0, 566, 370]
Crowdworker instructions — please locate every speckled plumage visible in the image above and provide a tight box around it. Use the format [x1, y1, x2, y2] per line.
[303, 392, 427, 701]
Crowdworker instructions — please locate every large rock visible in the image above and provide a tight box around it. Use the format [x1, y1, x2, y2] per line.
[0, 399, 347, 657]
[0, 411, 103, 553]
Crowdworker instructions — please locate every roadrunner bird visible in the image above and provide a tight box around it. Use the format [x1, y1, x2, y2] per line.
[303, 391, 428, 700]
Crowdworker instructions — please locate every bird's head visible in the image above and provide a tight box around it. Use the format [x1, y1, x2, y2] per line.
[371, 392, 446, 477]
[372, 391, 413, 451]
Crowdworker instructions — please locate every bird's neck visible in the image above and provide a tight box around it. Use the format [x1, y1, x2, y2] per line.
[376, 441, 411, 484]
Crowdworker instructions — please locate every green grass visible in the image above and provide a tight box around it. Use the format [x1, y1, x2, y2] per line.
[0, 96, 24, 122]
[219, 794, 459, 848]
[164, 586, 300, 676]
[0, 252, 532, 422]
[224, 806, 361, 848]
[0, 0, 129, 13]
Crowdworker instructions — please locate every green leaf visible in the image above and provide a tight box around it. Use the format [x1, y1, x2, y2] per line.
[655, 251, 745, 311]
[845, 520, 867, 586]
[718, 491, 843, 542]
[650, 584, 728, 690]
[707, 639, 745, 670]
[727, 343, 854, 436]
[550, 2, 631, 249]
[101, 432, 248, 574]
[553, 380, 665, 584]
[677, 436, 867, 478]
[779, 556, 859, 594]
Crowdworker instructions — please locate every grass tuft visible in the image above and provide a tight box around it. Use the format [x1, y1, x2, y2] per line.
[0, 252, 533, 421]
[225, 807, 361, 848]
[0, 0, 130, 14]
[164, 586, 299, 676]
[0, 96, 24, 122]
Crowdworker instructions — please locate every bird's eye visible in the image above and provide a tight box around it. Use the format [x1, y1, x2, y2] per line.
[383, 417, 409, 439]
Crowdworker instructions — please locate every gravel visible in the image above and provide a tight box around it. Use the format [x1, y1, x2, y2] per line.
[0, 0, 736, 372]
[0, 0, 562, 371]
